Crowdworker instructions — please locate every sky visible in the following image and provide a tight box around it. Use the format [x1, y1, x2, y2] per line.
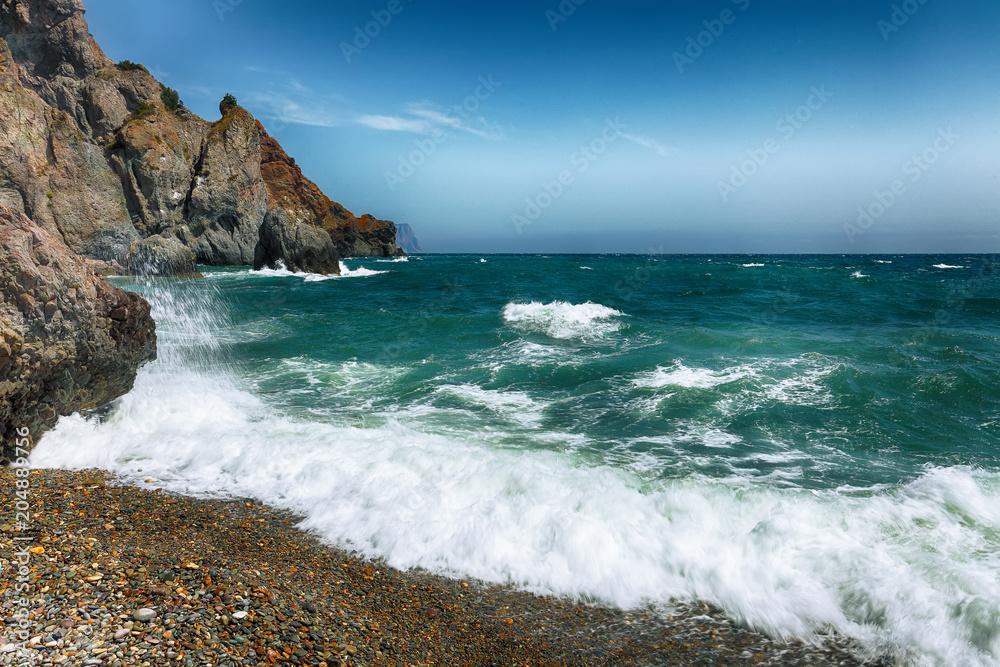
[83, 0, 1000, 253]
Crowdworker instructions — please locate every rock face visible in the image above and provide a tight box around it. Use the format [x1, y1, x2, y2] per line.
[253, 208, 339, 275]
[0, 0, 404, 273]
[395, 223, 421, 254]
[0, 203, 156, 461]
[181, 107, 268, 265]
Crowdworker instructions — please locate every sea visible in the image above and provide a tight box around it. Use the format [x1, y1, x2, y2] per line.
[33, 254, 1000, 666]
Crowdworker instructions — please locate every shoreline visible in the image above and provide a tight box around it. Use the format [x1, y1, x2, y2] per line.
[1, 469, 875, 666]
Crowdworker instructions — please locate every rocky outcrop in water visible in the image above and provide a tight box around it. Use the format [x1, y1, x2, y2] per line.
[0, 0, 404, 273]
[253, 208, 340, 275]
[0, 203, 156, 461]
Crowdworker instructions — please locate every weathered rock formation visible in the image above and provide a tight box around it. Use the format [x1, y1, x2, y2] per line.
[0, 0, 405, 274]
[395, 223, 422, 254]
[253, 208, 339, 275]
[0, 203, 156, 461]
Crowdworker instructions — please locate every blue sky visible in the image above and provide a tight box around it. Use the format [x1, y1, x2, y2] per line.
[85, 0, 999, 253]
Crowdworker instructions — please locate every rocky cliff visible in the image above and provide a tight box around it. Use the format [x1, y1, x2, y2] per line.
[0, 203, 156, 461]
[0, 0, 404, 275]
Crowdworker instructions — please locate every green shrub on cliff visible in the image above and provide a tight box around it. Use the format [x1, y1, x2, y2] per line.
[160, 84, 182, 112]
[116, 60, 146, 72]
[131, 100, 155, 121]
[220, 93, 238, 116]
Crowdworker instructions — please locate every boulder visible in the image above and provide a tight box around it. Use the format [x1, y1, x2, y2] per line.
[253, 208, 340, 275]
[0, 203, 156, 461]
[127, 235, 200, 277]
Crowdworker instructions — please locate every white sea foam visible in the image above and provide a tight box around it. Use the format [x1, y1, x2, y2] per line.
[30, 285, 1000, 667]
[742, 263, 765, 267]
[248, 260, 387, 280]
[933, 264, 965, 269]
[438, 383, 545, 427]
[36, 387, 1000, 667]
[633, 361, 756, 389]
[764, 362, 838, 407]
[851, 271, 870, 278]
[500, 341, 582, 367]
[337, 262, 389, 278]
[376, 257, 409, 263]
[633, 357, 838, 409]
[502, 301, 625, 340]
[248, 261, 298, 278]
[264, 359, 402, 406]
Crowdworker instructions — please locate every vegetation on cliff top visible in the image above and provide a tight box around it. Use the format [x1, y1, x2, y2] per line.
[159, 84, 182, 113]
[220, 93, 238, 116]
[115, 60, 146, 72]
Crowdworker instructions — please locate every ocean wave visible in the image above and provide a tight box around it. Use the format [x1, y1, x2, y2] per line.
[247, 261, 388, 280]
[633, 356, 838, 408]
[502, 301, 625, 340]
[933, 264, 965, 269]
[742, 263, 765, 267]
[633, 361, 756, 389]
[438, 383, 545, 427]
[376, 256, 409, 263]
[35, 384, 1000, 667]
[248, 262, 299, 278]
[337, 261, 389, 278]
[851, 271, 870, 278]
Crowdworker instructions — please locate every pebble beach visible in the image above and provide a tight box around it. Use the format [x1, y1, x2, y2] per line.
[0, 469, 875, 666]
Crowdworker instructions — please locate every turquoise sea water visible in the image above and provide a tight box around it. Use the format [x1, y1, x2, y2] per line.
[34, 254, 1000, 665]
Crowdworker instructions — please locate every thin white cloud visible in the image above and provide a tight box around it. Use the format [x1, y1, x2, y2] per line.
[408, 107, 464, 131]
[355, 114, 431, 133]
[238, 69, 500, 139]
[408, 105, 501, 139]
[621, 132, 679, 157]
[246, 91, 342, 128]
[355, 105, 501, 139]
